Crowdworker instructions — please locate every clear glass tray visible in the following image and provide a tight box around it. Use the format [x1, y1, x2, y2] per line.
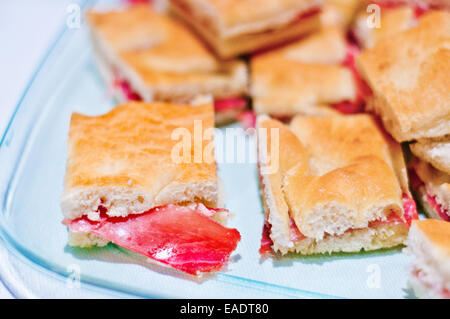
[0, 0, 416, 299]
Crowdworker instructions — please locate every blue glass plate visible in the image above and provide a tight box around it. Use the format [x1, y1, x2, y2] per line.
[0, 0, 415, 298]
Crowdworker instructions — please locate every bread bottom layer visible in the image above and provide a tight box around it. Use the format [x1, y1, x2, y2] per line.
[69, 231, 109, 248]
[276, 223, 408, 255]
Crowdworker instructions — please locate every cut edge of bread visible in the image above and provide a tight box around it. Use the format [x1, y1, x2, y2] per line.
[65, 179, 227, 247]
[256, 115, 293, 254]
[61, 180, 222, 222]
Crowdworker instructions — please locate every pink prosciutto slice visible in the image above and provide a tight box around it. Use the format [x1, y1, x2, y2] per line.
[111, 75, 247, 118]
[237, 111, 257, 130]
[214, 97, 247, 112]
[65, 205, 241, 275]
[402, 193, 419, 225]
[259, 222, 273, 255]
[113, 73, 142, 101]
[408, 167, 425, 190]
[125, 0, 152, 5]
[332, 43, 373, 115]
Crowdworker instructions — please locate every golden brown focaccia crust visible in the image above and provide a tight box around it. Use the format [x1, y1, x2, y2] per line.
[356, 11, 450, 142]
[354, 6, 416, 49]
[411, 219, 450, 257]
[285, 115, 406, 237]
[87, 5, 218, 71]
[410, 136, 450, 175]
[251, 27, 356, 117]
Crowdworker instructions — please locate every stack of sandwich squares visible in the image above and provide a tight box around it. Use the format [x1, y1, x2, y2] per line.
[356, 10, 450, 222]
[60, 0, 450, 296]
[86, 5, 248, 124]
[250, 27, 368, 119]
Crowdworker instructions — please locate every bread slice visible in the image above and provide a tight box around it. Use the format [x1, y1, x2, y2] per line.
[404, 219, 450, 299]
[86, 5, 248, 123]
[251, 27, 356, 117]
[409, 158, 449, 220]
[61, 101, 222, 221]
[410, 136, 450, 175]
[356, 11, 450, 142]
[257, 114, 414, 255]
[169, 0, 322, 58]
[353, 5, 416, 49]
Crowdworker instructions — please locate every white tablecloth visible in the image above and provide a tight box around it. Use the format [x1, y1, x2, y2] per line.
[0, 0, 117, 299]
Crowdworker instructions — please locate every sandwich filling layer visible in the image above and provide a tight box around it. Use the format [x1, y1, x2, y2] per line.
[113, 73, 142, 101]
[111, 71, 248, 117]
[260, 194, 417, 254]
[64, 204, 240, 275]
[331, 43, 372, 114]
